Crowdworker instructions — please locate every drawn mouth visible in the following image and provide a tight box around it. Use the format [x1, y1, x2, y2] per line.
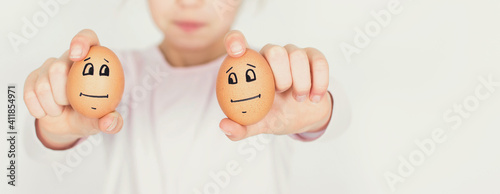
[91, 107, 96, 110]
[242, 111, 247, 113]
[80, 92, 108, 98]
[231, 94, 261, 103]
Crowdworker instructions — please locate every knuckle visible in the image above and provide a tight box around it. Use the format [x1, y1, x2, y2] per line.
[35, 81, 52, 97]
[267, 45, 287, 57]
[43, 57, 57, 65]
[262, 43, 274, 49]
[23, 90, 37, 104]
[289, 49, 308, 62]
[24, 70, 37, 87]
[312, 58, 329, 70]
[48, 60, 68, 76]
[305, 47, 320, 53]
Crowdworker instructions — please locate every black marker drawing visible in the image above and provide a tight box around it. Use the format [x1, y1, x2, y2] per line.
[80, 92, 109, 98]
[226, 66, 233, 73]
[228, 72, 237, 84]
[246, 69, 256, 82]
[83, 63, 94, 76]
[231, 94, 261, 103]
[100, 65, 109, 76]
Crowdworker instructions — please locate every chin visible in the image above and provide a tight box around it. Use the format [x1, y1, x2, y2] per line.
[166, 34, 219, 52]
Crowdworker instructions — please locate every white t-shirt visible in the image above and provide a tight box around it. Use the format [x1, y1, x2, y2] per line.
[15, 46, 350, 194]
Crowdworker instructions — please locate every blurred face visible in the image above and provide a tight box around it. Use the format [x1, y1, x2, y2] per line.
[149, 0, 241, 51]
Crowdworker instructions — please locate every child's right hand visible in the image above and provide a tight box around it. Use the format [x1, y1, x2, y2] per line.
[23, 29, 124, 150]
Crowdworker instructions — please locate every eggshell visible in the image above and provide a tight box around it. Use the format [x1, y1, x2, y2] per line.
[216, 49, 275, 125]
[67, 46, 125, 118]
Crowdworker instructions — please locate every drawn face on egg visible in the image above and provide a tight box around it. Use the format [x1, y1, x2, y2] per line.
[226, 64, 260, 105]
[67, 46, 124, 118]
[216, 49, 275, 125]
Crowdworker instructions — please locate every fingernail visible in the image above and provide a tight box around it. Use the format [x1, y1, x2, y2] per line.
[70, 45, 82, 59]
[230, 43, 244, 55]
[311, 95, 322, 103]
[296, 95, 306, 102]
[220, 128, 232, 136]
[106, 116, 118, 132]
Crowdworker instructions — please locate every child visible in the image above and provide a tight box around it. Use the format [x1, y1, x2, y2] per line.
[22, 0, 347, 193]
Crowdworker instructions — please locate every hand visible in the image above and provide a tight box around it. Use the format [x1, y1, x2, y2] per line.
[23, 29, 124, 150]
[219, 30, 333, 141]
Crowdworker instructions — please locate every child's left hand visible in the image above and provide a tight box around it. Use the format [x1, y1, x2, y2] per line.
[219, 30, 333, 141]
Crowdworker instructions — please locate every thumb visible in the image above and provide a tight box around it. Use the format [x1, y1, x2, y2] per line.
[69, 29, 101, 61]
[219, 118, 265, 141]
[97, 111, 123, 134]
[224, 30, 249, 57]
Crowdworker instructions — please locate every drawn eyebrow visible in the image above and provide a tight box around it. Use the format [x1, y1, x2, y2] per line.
[104, 58, 109, 63]
[247, 64, 256, 68]
[84, 57, 91, 61]
[226, 66, 233, 73]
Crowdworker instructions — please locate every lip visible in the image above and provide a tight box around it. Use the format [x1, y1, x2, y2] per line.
[231, 94, 261, 103]
[174, 21, 205, 33]
[80, 92, 109, 98]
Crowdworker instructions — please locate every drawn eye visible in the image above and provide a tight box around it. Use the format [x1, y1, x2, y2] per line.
[228, 72, 238, 84]
[99, 65, 109, 76]
[83, 63, 94, 76]
[246, 69, 256, 82]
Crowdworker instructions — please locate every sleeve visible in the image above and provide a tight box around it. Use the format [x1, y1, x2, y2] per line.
[289, 79, 352, 142]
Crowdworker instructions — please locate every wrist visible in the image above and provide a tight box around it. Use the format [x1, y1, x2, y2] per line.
[35, 119, 82, 150]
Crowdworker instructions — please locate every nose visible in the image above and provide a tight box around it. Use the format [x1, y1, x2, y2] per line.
[177, 0, 203, 8]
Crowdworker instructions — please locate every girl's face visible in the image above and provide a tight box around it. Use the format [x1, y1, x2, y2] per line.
[149, 0, 241, 51]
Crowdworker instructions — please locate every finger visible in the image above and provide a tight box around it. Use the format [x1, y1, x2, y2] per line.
[284, 44, 311, 102]
[69, 29, 100, 61]
[35, 59, 64, 117]
[260, 44, 292, 93]
[24, 68, 46, 118]
[48, 51, 72, 105]
[98, 111, 124, 134]
[305, 47, 329, 103]
[224, 30, 248, 57]
[219, 118, 266, 141]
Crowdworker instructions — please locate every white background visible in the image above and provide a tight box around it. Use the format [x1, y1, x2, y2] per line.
[1, 0, 500, 193]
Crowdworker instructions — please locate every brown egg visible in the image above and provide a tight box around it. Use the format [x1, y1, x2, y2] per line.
[216, 49, 275, 125]
[67, 46, 125, 118]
